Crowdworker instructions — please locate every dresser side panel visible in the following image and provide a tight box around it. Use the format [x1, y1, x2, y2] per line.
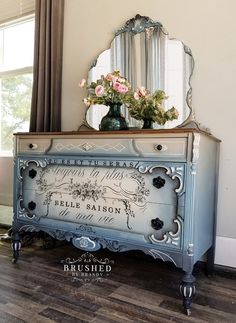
[193, 135, 219, 262]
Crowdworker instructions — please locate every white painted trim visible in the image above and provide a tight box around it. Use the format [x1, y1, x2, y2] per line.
[215, 236, 236, 268]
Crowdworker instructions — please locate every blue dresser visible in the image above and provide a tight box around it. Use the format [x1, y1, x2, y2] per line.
[12, 129, 220, 314]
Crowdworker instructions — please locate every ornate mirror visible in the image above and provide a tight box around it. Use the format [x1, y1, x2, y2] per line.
[85, 14, 195, 130]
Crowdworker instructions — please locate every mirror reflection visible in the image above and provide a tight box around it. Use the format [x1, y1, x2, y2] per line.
[86, 15, 194, 130]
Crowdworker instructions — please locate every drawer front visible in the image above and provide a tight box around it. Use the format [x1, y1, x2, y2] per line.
[17, 136, 188, 160]
[18, 160, 185, 250]
[134, 137, 188, 160]
[18, 138, 52, 154]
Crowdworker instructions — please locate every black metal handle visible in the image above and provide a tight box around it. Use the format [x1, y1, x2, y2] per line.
[29, 168, 37, 179]
[28, 201, 36, 211]
[29, 143, 34, 149]
[151, 217, 164, 230]
[156, 144, 163, 151]
[153, 176, 166, 189]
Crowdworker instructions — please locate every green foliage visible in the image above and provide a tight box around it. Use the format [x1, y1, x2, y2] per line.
[1, 74, 32, 152]
[128, 89, 179, 125]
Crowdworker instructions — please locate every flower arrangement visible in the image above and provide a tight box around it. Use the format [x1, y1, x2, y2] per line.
[127, 87, 179, 126]
[79, 71, 179, 130]
[79, 71, 133, 107]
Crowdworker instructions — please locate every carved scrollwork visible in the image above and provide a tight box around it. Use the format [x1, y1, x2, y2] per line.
[187, 244, 194, 256]
[137, 163, 185, 196]
[165, 166, 184, 195]
[43, 229, 73, 242]
[17, 224, 181, 267]
[17, 197, 40, 222]
[72, 236, 97, 250]
[115, 14, 164, 36]
[17, 225, 130, 254]
[19, 224, 39, 233]
[149, 215, 183, 247]
[76, 224, 96, 234]
[100, 239, 128, 252]
[17, 159, 48, 181]
[146, 248, 177, 266]
[72, 236, 129, 253]
[192, 133, 201, 163]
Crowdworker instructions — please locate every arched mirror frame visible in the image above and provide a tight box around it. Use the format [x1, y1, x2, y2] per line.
[79, 14, 209, 133]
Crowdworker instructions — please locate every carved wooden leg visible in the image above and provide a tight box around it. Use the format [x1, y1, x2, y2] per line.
[11, 230, 21, 263]
[180, 271, 196, 315]
[206, 246, 215, 277]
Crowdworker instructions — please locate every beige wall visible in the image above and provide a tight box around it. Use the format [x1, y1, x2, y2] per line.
[62, 0, 236, 242]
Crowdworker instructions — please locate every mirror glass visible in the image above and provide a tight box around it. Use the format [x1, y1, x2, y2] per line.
[86, 15, 194, 130]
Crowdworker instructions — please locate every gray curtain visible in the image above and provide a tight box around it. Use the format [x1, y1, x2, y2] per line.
[30, 0, 64, 132]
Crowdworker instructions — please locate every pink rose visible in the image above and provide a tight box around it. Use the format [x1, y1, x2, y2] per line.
[105, 73, 113, 81]
[78, 78, 86, 88]
[134, 92, 140, 100]
[112, 76, 119, 83]
[137, 86, 147, 97]
[117, 84, 128, 93]
[113, 81, 121, 91]
[95, 85, 105, 97]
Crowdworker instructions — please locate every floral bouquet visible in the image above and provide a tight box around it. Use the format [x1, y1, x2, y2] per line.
[79, 71, 133, 107]
[127, 86, 179, 127]
[79, 71, 178, 130]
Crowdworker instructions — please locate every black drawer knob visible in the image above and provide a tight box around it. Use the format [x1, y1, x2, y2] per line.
[156, 144, 163, 151]
[151, 217, 164, 230]
[153, 176, 166, 189]
[28, 143, 38, 149]
[28, 201, 36, 211]
[29, 169, 37, 179]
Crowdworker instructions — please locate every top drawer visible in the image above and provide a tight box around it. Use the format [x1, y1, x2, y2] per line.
[17, 138, 52, 154]
[134, 137, 188, 160]
[16, 135, 188, 161]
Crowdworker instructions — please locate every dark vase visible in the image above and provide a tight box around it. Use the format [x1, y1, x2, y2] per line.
[142, 118, 154, 129]
[99, 103, 128, 131]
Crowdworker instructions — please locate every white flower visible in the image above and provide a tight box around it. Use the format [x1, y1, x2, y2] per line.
[83, 98, 90, 107]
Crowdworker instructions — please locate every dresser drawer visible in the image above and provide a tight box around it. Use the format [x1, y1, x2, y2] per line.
[134, 137, 188, 160]
[17, 138, 52, 154]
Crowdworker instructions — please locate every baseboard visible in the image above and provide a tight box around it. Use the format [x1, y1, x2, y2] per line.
[215, 236, 236, 268]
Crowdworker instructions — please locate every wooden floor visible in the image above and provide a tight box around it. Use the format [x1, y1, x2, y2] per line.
[0, 231, 236, 323]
